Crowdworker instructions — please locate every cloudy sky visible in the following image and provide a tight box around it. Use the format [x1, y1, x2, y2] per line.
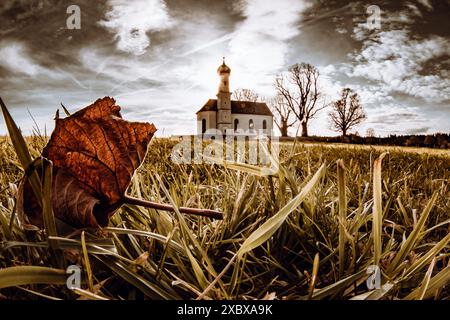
[0, 0, 449, 136]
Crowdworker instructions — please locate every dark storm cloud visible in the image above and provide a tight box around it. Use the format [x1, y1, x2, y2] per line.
[0, 1, 109, 57]
[370, 112, 418, 125]
[0, 0, 449, 136]
[0, 0, 115, 112]
[405, 127, 431, 135]
[304, 0, 450, 135]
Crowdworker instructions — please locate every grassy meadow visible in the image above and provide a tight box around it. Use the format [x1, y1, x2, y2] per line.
[0, 134, 449, 300]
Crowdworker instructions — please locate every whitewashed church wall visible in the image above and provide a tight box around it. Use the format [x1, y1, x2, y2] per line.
[197, 111, 217, 133]
[231, 114, 273, 133]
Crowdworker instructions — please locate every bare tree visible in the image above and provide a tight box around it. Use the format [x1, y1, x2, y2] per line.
[329, 88, 366, 137]
[232, 88, 260, 102]
[267, 94, 297, 137]
[275, 63, 325, 137]
[366, 127, 375, 138]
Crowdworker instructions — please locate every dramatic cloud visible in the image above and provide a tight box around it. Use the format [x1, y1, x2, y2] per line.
[0, 1, 449, 137]
[349, 30, 450, 102]
[99, 0, 173, 55]
[228, 0, 311, 90]
[0, 41, 54, 77]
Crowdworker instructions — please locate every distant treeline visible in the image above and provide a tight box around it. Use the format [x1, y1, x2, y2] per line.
[284, 133, 450, 149]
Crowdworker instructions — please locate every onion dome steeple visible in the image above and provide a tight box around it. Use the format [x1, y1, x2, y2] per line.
[217, 57, 231, 75]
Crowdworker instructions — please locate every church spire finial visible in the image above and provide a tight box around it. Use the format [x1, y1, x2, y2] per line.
[217, 57, 231, 75]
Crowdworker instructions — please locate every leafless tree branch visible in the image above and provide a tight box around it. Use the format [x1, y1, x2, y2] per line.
[329, 88, 366, 137]
[232, 88, 260, 102]
[267, 94, 297, 137]
[274, 63, 324, 137]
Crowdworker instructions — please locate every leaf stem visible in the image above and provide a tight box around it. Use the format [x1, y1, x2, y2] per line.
[122, 196, 223, 220]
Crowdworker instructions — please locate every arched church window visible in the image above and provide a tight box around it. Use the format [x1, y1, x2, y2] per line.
[202, 118, 206, 134]
[262, 120, 267, 130]
[249, 119, 254, 132]
[234, 119, 239, 131]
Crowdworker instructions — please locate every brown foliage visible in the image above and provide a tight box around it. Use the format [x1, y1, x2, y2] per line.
[18, 97, 156, 228]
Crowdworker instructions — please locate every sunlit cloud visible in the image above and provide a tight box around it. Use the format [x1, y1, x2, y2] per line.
[0, 41, 59, 78]
[227, 0, 312, 91]
[349, 30, 450, 102]
[0, 0, 449, 137]
[99, 0, 173, 55]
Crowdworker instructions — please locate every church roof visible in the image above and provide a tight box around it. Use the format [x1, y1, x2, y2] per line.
[196, 99, 273, 116]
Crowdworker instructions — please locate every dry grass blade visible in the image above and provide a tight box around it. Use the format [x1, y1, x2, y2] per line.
[404, 265, 450, 300]
[311, 269, 367, 300]
[336, 159, 346, 279]
[417, 257, 436, 300]
[42, 158, 58, 248]
[0, 97, 42, 201]
[92, 255, 176, 299]
[183, 241, 209, 291]
[308, 253, 320, 299]
[0, 266, 67, 289]
[60, 103, 71, 116]
[396, 197, 412, 225]
[104, 227, 184, 254]
[388, 192, 438, 275]
[350, 283, 394, 300]
[402, 232, 450, 280]
[16, 286, 62, 300]
[81, 231, 94, 292]
[372, 152, 387, 266]
[0, 97, 33, 170]
[237, 163, 326, 258]
[72, 288, 109, 300]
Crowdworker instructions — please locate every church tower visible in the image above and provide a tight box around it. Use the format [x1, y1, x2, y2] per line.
[216, 57, 232, 133]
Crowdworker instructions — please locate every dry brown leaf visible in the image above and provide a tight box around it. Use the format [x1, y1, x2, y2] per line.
[19, 97, 156, 228]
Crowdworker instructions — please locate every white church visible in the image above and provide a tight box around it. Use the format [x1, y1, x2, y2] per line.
[196, 59, 273, 135]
